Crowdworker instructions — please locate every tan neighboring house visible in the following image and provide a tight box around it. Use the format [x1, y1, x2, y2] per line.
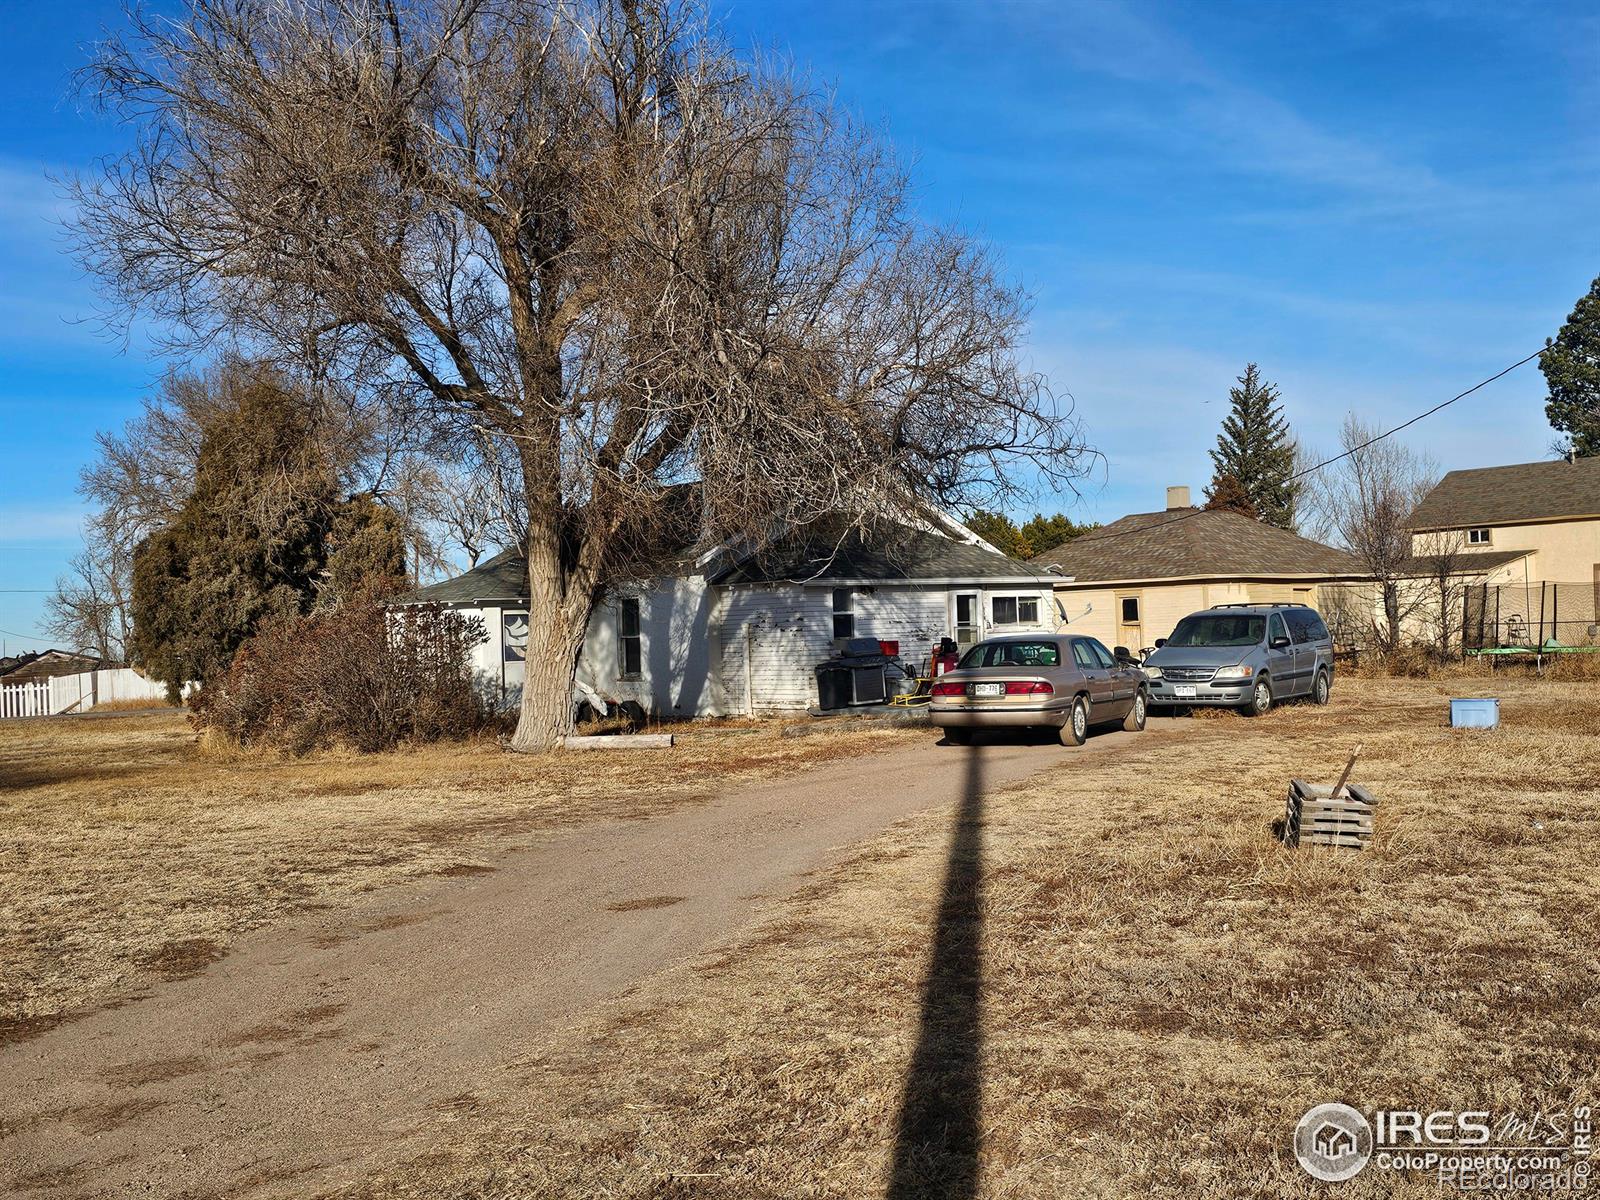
[1407, 456, 1600, 588]
[1029, 487, 1369, 653]
[1406, 456, 1600, 646]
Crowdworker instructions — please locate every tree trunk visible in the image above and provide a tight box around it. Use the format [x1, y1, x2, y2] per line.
[509, 532, 594, 754]
[1381, 581, 1402, 652]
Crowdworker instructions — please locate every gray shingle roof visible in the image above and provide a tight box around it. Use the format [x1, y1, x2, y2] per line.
[1407, 457, 1600, 530]
[403, 525, 1040, 603]
[711, 526, 1041, 584]
[1029, 508, 1364, 582]
[404, 550, 531, 604]
[1403, 547, 1532, 576]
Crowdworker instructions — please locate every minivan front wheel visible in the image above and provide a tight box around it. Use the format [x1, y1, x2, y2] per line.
[1243, 676, 1273, 717]
[1312, 669, 1331, 706]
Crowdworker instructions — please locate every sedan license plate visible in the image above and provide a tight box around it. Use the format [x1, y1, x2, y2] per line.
[971, 683, 1004, 697]
[1173, 685, 1198, 699]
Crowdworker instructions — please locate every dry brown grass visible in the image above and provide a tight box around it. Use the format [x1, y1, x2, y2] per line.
[333, 677, 1600, 1200]
[1348, 647, 1600, 681]
[0, 711, 923, 1037]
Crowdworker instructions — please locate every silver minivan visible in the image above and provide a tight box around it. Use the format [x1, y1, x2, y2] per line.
[1144, 604, 1334, 715]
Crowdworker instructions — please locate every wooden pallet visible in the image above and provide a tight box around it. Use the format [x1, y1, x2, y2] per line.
[1284, 779, 1377, 850]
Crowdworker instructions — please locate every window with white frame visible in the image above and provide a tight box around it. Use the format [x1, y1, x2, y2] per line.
[991, 594, 1040, 625]
[1467, 528, 1492, 545]
[618, 597, 643, 678]
[832, 588, 855, 639]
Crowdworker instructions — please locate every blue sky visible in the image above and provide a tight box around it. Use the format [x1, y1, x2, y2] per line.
[1, 1, 1597, 648]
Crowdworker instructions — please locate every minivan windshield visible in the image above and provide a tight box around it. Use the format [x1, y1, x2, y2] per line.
[958, 640, 1061, 669]
[1166, 614, 1266, 648]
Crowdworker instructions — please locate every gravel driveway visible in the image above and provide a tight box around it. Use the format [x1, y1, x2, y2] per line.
[0, 719, 1182, 1198]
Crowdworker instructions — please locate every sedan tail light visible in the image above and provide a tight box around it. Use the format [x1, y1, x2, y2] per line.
[1005, 681, 1054, 696]
[930, 680, 965, 697]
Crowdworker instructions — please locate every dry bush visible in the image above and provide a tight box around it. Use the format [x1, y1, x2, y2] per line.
[1543, 651, 1600, 680]
[1347, 645, 1491, 679]
[193, 593, 502, 754]
[1352, 646, 1600, 683]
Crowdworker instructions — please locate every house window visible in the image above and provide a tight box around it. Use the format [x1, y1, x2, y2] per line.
[1468, 528, 1492, 545]
[991, 595, 1040, 625]
[502, 610, 529, 663]
[618, 597, 642, 678]
[832, 588, 855, 639]
[1120, 596, 1140, 623]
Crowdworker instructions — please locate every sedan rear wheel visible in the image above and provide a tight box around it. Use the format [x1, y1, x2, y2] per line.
[1124, 689, 1147, 732]
[1059, 696, 1089, 746]
[943, 727, 971, 746]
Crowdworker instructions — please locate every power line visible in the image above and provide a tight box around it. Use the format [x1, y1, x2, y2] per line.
[1039, 346, 1549, 559]
[1287, 346, 1548, 484]
[0, 627, 55, 644]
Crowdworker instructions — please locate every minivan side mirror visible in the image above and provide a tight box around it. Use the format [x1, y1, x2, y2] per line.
[1154, 638, 1167, 649]
[1114, 645, 1132, 660]
[1270, 635, 1291, 649]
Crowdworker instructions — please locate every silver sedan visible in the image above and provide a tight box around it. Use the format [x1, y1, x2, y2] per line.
[929, 633, 1149, 746]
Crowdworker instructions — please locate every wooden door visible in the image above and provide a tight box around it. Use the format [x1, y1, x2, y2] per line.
[1115, 591, 1143, 654]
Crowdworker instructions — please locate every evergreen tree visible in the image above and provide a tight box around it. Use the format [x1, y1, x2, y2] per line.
[1018, 512, 1098, 557]
[129, 364, 407, 697]
[1203, 472, 1259, 519]
[1542, 274, 1600, 457]
[1205, 364, 1297, 529]
[964, 510, 1027, 558]
[964, 510, 1098, 559]
[323, 494, 408, 601]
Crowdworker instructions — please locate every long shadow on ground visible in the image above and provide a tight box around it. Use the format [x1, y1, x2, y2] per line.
[886, 746, 986, 1199]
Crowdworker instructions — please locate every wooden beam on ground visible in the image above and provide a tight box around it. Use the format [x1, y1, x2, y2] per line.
[563, 733, 674, 750]
[1330, 743, 1362, 799]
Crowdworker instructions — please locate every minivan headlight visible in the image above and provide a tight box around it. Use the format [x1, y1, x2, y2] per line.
[1211, 664, 1255, 682]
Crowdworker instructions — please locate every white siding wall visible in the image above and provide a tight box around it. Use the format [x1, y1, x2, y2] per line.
[711, 583, 823, 714]
[443, 577, 1055, 720]
[709, 582, 1054, 715]
[457, 577, 718, 718]
[577, 576, 717, 717]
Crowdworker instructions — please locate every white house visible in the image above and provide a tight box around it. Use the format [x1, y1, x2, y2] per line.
[403, 520, 1057, 718]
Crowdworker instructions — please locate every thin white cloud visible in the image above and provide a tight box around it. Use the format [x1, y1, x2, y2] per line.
[990, 1, 1566, 226]
[0, 505, 88, 549]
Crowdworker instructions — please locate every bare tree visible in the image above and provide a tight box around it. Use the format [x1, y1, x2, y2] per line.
[394, 434, 529, 574]
[44, 514, 134, 662]
[1410, 527, 1474, 657]
[1319, 414, 1438, 652]
[1290, 439, 1337, 545]
[73, 0, 1090, 749]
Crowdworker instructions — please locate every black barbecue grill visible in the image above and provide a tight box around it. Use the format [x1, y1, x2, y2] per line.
[815, 638, 905, 709]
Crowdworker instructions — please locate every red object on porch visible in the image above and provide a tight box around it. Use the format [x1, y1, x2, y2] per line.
[877, 639, 899, 657]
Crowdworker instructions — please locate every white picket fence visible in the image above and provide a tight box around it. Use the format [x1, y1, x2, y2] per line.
[0, 668, 175, 719]
[0, 679, 51, 719]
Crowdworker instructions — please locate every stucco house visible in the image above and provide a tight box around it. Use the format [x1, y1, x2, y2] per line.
[1407, 456, 1600, 587]
[403, 517, 1057, 718]
[1407, 456, 1600, 645]
[1028, 487, 1369, 652]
